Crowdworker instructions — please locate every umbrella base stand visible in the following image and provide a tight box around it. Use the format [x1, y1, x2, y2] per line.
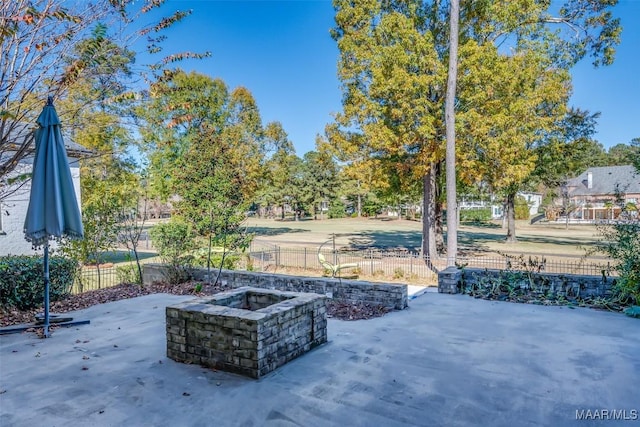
[35, 313, 74, 324]
[0, 318, 90, 335]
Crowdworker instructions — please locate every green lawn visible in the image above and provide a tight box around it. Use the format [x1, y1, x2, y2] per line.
[246, 217, 603, 259]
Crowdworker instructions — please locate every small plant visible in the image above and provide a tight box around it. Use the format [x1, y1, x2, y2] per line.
[116, 263, 141, 285]
[393, 268, 404, 279]
[594, 195, 640, 306]
[193, 283, 203, 293]
[150, 220, 196, 284]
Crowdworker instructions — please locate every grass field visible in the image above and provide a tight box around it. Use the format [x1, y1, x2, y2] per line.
[68, 217, 609, 291]
[246, 217, 605, 260]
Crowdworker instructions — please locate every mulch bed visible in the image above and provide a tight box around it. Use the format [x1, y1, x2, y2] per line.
[0, 282, 392, 328]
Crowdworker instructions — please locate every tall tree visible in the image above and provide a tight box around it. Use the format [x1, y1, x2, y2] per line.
[533, 108, 603, 190]
[631, 138, 640, 172]
[607, 142, 640, 166]
[331, 0, 445, 261]
[330, 0, 621, 252]
[140, 71, 266, 279]
[57, 27, 142, 286]
[445, 0, 460, 265]
[458, 42, 570, 242]
[0, 0, 208, 200]
[260, 122, 300, 219]
[300, 140, 340, 220]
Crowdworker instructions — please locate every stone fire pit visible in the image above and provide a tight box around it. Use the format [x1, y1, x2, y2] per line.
[166, 287, 327, 378]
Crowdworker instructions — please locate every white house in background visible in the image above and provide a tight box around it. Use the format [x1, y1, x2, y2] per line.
[519, 191, 543, 216]
[0, 123, 91, 256]
[460, 192, 542, 220]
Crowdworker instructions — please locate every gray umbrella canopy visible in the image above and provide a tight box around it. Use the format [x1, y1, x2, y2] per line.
[24, 97, 84, 337]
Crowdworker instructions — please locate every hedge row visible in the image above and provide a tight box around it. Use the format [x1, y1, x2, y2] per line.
[0, 255, 78, 310]
[460, 208, 492, 222]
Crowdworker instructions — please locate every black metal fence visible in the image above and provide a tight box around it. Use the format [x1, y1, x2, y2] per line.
[246, 245, 616, 284]
[69, 246, 616, 294]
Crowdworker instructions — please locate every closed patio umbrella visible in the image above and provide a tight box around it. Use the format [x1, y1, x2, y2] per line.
[24, 97, 84, 338]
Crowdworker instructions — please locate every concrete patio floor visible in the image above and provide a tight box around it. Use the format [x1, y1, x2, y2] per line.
[1, 292, 638, 427]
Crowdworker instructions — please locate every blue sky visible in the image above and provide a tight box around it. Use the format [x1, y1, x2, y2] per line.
[147, 0, 639, 155]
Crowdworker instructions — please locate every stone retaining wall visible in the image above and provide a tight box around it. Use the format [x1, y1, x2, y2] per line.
[143, 264, 408, 310]
[438, 266, 615, 298]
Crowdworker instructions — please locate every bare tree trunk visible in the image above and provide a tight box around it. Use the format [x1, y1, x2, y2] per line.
[422, 166, 438, 271]
[435, 161, 446, 253]
[357, 180, 362, 218]
[506, 191, 517, 243]
[445, 0, 459, 267]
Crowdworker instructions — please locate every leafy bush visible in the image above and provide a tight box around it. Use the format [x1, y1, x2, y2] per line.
[393, 267, 405, 279]
[328, 199, 347, 219]
[116, 263, 142, 285]
[192, 248, 239, 270]
[460, 208, 491, 222]
[150, 220, 196, 284]
[515, 196, 531, 220]
[597, 221, 640, 305]
[0, 255, 78, 310]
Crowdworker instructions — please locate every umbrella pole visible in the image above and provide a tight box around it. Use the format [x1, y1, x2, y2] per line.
[43, 241, 50, 338]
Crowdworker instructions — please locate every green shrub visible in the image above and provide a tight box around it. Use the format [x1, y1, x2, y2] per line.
[598, 221, 640, 305]
[460, 208, 491, 222]
[328, 200, 346, 219]
[116, 263, 142, 285]
[150, 220, 196, 284]
[192, 248, 240, 270]
[0, 255, 78, 310]
[515, 196, 531, 220]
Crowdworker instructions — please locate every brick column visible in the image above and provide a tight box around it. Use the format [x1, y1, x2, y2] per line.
[438, 266, 461, 294]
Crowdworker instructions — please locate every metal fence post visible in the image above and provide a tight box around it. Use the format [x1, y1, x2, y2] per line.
[369, 249, 374, 275]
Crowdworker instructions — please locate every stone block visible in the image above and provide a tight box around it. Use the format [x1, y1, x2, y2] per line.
[438, 266, 461, 294]
[166, 287, 327, 379]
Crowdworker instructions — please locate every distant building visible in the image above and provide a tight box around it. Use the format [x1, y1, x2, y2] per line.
[565, 165, 640, 221]
[459, 192, 542, 220]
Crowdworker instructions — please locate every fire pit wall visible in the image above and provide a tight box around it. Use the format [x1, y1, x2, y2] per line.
[166, 287, 327, 379]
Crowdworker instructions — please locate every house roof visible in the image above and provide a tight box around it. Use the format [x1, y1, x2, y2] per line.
[566, 165, 640, 197]
[2, 120, 93, 158]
